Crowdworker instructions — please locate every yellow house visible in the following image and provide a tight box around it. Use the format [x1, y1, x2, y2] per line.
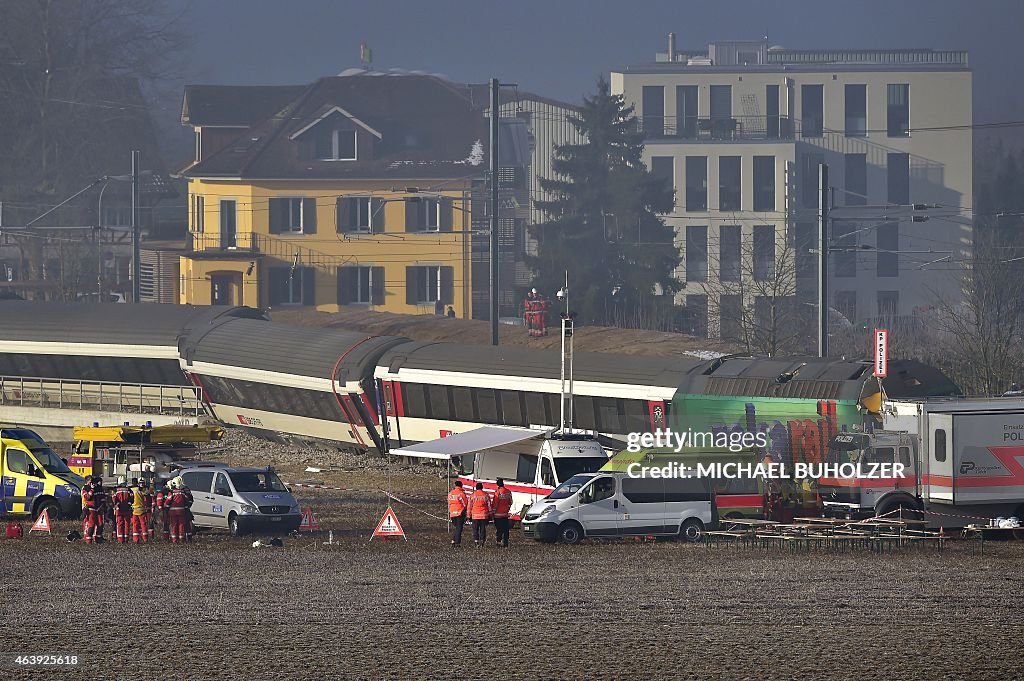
[178, 76, 487, 316]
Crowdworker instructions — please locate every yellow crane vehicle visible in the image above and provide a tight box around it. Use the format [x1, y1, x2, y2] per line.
[1, 427, 86, 520]
[68, 423, 225, 486]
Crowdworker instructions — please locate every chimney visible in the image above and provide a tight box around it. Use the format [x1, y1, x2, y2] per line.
[668, 32, 676, 61]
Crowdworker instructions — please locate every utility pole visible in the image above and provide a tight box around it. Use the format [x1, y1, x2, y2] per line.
[130, 150, 141, 303]
[489, 78, 500, 346]
[817, 163, 829, 358]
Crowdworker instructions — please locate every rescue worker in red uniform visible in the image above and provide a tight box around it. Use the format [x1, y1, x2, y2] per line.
[130, 479, 148, 544]
[111, 477, 134, 544]
[80, 475, 94, 536]
[155, 482, 171, 541]
[491, 478, 514, 548]
[447, 480, 469, 546]
[166, 477, 194, 544]
[469, 482, 492, 547]
[82, 477, 108, 543]
[141, 480, 155, 540]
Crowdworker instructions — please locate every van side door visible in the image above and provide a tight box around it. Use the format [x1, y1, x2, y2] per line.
[575, 476, 619, 537]
[210, 471, 233, 528]
[619, 476, 667, 536]
[181, 471, 216, 528]
[2, 446, 42, 515]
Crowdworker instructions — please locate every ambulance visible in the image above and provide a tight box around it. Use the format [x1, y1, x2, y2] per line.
[0, 427, 85, 520]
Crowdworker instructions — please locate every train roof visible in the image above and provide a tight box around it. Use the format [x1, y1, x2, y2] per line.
[377, 341, 703, 388]
[0, 302, 265, 347]
[180, 318, 409, 381]
[677, 355, 960, 401]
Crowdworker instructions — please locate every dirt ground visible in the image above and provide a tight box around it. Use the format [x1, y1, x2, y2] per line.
[3, 450, 1024, 681]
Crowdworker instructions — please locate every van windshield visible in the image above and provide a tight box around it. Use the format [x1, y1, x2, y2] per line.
[554, 457, 608, 483]
[229, 471, 288, 493]
[547, 474, 594, 500]
[29, 445, 73, 476]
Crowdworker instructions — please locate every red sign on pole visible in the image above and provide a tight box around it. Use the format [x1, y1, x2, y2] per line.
[874, 329, 889, 377]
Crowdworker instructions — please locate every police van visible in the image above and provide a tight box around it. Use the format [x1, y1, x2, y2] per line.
[1, 428, 85, 520]
[177, 463, 302, 536]
[521, 470, 713, 544]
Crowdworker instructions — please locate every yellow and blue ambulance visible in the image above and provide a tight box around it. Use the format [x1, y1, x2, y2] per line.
[1, 427, 85, 520]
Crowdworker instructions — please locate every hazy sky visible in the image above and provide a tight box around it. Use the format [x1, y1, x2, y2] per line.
[181, 0, 1024, 130]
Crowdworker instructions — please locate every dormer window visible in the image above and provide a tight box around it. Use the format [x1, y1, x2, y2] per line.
[315, 127, 356, 161]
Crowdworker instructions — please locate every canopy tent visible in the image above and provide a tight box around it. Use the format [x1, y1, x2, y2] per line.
[389, 426, 553, 460]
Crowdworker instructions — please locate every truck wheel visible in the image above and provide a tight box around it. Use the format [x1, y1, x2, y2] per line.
[228, 513, 243, 537]
[558, 521, 583, 544]
[36, 500, 61, 521]
[679, 518, 705, 543]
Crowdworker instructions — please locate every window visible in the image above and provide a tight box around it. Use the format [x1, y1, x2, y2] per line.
[580, 477, 615, 504]
[877, 290, 899, 317]
[220, 199, 237, 249]
[685, 156, 707, 211]
[719, 225, 741, 281]
[405, 265, 453, 305]
[315, 126, 357, 160]
[675, 85, 698, 138]
[269, 197, 317, 234]
[621, 477, 664, 504]
[719, 294, 742, 341]
[801, 154, 823, 209]
[766, 85, 781, 138]
[192, 195, 204, 234]
[887, 153, 910, 205]
[832, 221, 857, 278]
[753, 156, 775, 211]
[650, 156, 674, 203]
[887, 84, 909, 137]
[515, 454, 538, 484]
[214, 472, 231, 496]
[181, 470, 215, 494]
[935, 428, 947, 462]
[801, 84, 824, 137]
[642, 85, 665, 137]
[5, 448, 30, 475]
[898, 447, 911, 468]
[405, 197, 450, 232]
[500, 392, 524, 426]
[835, 291, 857, 324]
[540, 459, 556, 487]
[195, 130, 202, 162]
[845, 84, 867, 136]
[451, 386, 475, 422]
[685, 225, 708, 282]
[844, 154, 867, 206]
[718, 156, 741, 211]
[338, 265, 384, 305]
[427, 385, 450, 420]
[403, 383, 428, 418]
[709, 85, 733, 139]
[268, 266, 315, 306]
[685, 294, 708, 338]
[877, 223, 899, 277]
[337, 196, 382, 233]
[476, 389, 498, 424]
[753, 225, 776, 281]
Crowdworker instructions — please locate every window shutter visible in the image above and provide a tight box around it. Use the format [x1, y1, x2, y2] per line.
[337, 267, 353, 305]
[268, 268, 287, 305]
[371, 266, 385, 305]
[371, 198, 385, 232]
[268, 198, 285, 234]
[440, 198, 454, 232]
[336, 198, 352, 233]
[303, 198, 317, 234]
[404, 199, 418, 232]
[405, 266, 417, 304]
[440, 266, 454, 305]
[302, 268, 316, 306]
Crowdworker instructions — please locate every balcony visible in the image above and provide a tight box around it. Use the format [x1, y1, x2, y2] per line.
[639, 115, 794, 142]
[188, 232, 259, 254]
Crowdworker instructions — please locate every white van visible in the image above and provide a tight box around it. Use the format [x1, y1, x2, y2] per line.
[178, 464, 302, 536]
[457, 437, 609, 519]
[521, 471, 713, 543]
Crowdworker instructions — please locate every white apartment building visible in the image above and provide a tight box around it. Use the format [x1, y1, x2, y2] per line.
[611, 39, 972, 338]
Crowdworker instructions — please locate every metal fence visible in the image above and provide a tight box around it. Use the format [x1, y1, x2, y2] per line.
[0, 376, 204, 417]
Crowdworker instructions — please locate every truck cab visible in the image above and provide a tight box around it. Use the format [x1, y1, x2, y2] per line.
[821, 431, 919, 519]
[1, 428, 85, 520]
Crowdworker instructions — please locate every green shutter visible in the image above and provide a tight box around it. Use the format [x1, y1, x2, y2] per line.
[268, 198, 285, 234]
[440, 198, 454, 232]
[303, 198, 317, 234]
[302, 268, 316, 306]
[404, 198, 418, 232]
[440, 266, 454, 305]
[405, 266, 417, 304]
[371, 266, 385, 305]
[336, 198, 351, 233]
[371, 198, 385, 232]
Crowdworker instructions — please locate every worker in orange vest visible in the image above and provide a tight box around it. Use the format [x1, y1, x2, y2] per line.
[491, 478, 514, 548]
[469, 482, 492, 547]
[447, 480, 469, 546]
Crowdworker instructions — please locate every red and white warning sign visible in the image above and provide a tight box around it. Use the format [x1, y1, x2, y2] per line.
[371, 506, 406, 541]
[299, 507, 321, 531]
[30, 509, 52, 534]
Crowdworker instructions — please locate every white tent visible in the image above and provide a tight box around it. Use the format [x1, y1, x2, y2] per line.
[389, 426, 553, 460]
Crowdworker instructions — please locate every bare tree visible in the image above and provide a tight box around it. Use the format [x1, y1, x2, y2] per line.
[930, 235, 1024, 396]
[701, 225, 813, 355]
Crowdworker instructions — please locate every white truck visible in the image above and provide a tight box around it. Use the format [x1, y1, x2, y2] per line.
[821, 398, 1024, 527]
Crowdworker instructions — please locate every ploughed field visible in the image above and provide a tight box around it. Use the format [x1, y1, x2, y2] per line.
[4, 437, 1023, 680]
